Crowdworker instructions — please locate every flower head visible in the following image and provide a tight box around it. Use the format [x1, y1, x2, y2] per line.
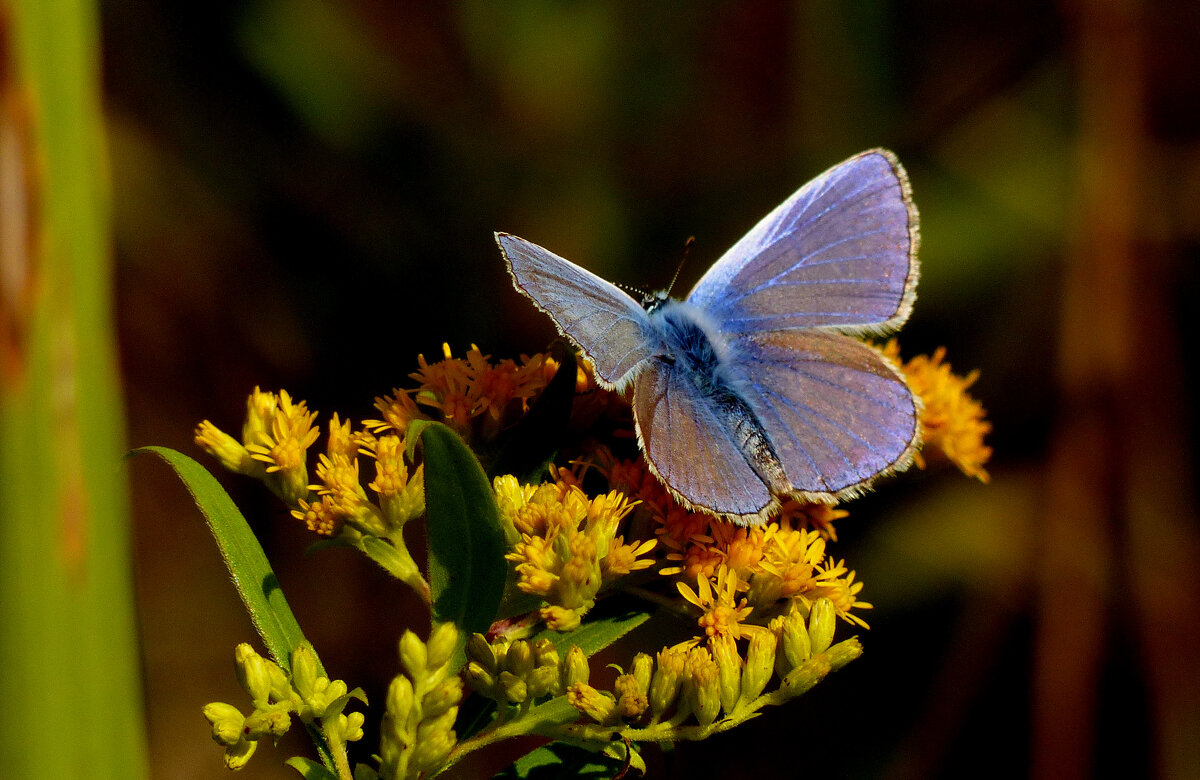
[498, 477, 649, 629]
[884, 341, 992, 482]
[677, 565, 757, 644]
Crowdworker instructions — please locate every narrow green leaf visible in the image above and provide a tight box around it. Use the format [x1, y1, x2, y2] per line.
[535, 609, 651, 657]
[421, 423, 507, 636]
[488, 346, 576, 482]
[500, 741, 627, 779]
[131, 446, 317, 675]
[285, 757, 339, 780]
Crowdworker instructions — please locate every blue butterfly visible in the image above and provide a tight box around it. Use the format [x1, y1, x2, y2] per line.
[496, 149, 920, 525]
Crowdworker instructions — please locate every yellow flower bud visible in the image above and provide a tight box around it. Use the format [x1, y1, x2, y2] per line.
[194, 421, 255, 475]
[234, 644, 272, 703]
[386, 675, 415, 724]
[683, 648, 720, 726]
[399, 629, 428, 679]
[631, 653, 653, 696]
[505, 639, 534, 680]
[808, 598, 836, 655]
[409, 727, 456, 776]
[332, 710, 366, 743]
[613, 674, 648, 720]
[567, 682, 616, 724]
[710, 635, 742, 716]
[740, 630, 776, 702]
[466, 633, 496, 673]
[498, 671, 528, 704]
[532, 638, 560, 672]
[203, 702, 245, 746]
[426, 622, 459, 672]
[563, 645, 589, 688]
[290, 643, 321, 702]
[422, 677, 464, 719]
[780, 610, 812, 674]
[222, 735, 258, 771]
[541, 604, 584, 631]
[649, 647, 685, 720]
[464, 661, 496, 696]
[527, 665, 559, 699]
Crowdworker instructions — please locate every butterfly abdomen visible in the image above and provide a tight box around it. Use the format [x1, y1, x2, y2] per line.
[650, 301, 792, 496]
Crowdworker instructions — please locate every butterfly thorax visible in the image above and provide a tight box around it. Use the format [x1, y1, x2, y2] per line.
[648, 301, 792, 495]
[649, 301, 728, 394]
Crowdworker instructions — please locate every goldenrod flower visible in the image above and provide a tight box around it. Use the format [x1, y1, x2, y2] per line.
[243, 389, 320, 506]
[325, 413, 359, 461]
[312, 453, 387, 537]
[290, 497, 342, 537]
[809, 560, 873, 629]
[567, 682, 617, 724]
[677, 566, 756, 644]
[403, 344, 552, 439]
[194, 420, 259, 476]
[364, 434, 425, 528]
[613, 673, 649, 719]
[601, 536, 657, 582]
[776, 498, 848, 541]
[883, 341, 993, 482]
[499, 478, 649, 630]
[707, 523, 766, 579]
[365, 388, 426, 437]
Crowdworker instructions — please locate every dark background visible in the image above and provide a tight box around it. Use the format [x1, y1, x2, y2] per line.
[113, 1, 1200, 777]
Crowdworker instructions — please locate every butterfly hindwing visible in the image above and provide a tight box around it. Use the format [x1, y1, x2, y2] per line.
[496, 233, 658, 389]
[632, 361, 774, 518]
[687, 150, 918, 336]
[728, 329, 919, 501]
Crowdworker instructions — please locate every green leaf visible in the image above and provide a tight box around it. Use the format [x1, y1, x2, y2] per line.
[131, 447, 318, 675]
[421, 423, 507, 636]
[285, 757, 339, 780]
[500, 741, 632, 779]
[489, 346, 576, 482]
[534, 608, 651, 657]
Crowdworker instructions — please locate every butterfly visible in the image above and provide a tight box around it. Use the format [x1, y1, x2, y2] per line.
[495, 149, 920, 525]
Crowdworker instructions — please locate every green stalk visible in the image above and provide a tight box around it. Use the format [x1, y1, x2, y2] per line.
[0, 0, 148, 776]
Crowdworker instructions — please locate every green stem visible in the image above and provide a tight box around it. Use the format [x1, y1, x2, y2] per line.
[323, 728, 354, 780]
[360, 535, 432, 605]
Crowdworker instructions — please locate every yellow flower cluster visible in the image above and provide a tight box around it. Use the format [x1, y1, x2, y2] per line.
[380, 343, 552, 440]
[495, 475, 656, 630]
[564, 596, 859, 735]
[379, 623, 464, 780]
[202, 643, 364, 772]
[882, 340, 993, 482]
[196, 342, 988, 663]
[195, 390, 426, 541]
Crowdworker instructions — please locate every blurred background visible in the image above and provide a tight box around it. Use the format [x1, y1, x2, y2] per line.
[5, 0, 1200, 777]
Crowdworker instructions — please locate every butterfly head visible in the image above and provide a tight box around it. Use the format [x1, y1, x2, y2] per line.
[641, 289, 671, 314]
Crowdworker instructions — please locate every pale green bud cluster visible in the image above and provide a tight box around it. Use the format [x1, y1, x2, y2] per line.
[770, 597, 838, 686]
[378, 623, 463, 780]
[202, 642, 365, 771]
[564, 598, 854, 735]
[463, 633, 563, 706]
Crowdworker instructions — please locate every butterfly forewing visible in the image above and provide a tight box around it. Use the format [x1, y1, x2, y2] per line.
[496, 233, 658, 388]
[730, 330, 918, 499]
[633, 363, 774, 518]
[687, 150, 918, 336]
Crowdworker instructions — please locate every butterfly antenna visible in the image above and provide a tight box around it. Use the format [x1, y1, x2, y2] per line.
[664, 236, 694, 297]
[616, 281, 652, 299]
